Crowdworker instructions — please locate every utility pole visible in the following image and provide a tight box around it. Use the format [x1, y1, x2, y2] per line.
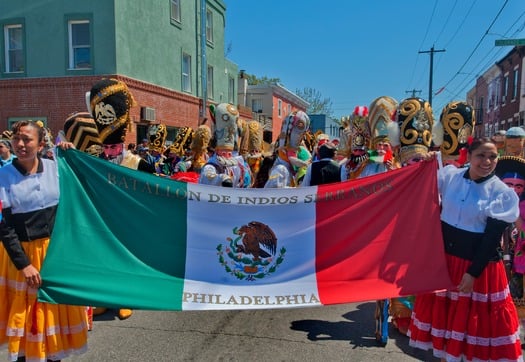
[419, 46, 445, 106]
[405, 89, 422, 98]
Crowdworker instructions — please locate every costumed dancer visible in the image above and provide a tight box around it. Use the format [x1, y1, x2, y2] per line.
[89, 78, 154, 174]
[199, 103, 252, 188]
[62, 111, 107, 330]
[165, 126, 193, 179]
[146, 123, 168, 175]
[340, 106, 371, 181]
[89, 77, 145, 319]
[408, 137, 523, 361]
[360, 96, 400, 180]
[432, 101, 475, 168]
[504, 127, 525, 158]
[0, 137, 15, 167]
[238, 120, 264, 182]
[492, 130, 506, 156]
[392, 97, 434, 166]
[35, 121, 55, 160]
[300, 140, 340, 186]
[264, 110, 312, 188]
[496, 156, 525, 325]
[170, 125, 212, 183]
[62, 111, 104, 157]
[0, 120, 89, 361]
[188, 124, 211, 174]
[361, 96, 400, 345]
[385, 98, 435, 339]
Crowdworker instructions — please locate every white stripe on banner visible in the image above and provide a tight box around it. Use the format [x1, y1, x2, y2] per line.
[183, 184, 320, 310]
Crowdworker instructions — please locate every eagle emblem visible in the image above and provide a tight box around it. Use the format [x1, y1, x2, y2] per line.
[236, 221, 277, 261]
[217, 221, 286, 281]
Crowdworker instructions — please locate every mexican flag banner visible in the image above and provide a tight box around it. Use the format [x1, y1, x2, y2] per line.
[38, 149, 452, 310]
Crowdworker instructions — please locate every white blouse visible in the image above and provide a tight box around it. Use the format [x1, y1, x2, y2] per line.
[438, 165, 519, 233]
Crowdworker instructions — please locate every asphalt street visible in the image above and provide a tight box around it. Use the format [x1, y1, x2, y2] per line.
[2, 301, 524, 361]
[2, 302, 438, 361]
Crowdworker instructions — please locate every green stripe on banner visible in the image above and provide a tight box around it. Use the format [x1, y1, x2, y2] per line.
[39, 149, 188, 310]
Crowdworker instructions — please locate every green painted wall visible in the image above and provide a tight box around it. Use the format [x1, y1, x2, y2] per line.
[1, 0, 236, 104]
[0, 0, 116, 77]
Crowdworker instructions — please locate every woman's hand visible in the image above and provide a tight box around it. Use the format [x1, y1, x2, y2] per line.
[422, 151, 437, 162]
[457, 273, 475, 293]
[57, 141, 75, 150]
[22, 264, 42, 288]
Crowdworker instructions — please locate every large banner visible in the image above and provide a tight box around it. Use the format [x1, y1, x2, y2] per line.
[38, 149, 453, 310]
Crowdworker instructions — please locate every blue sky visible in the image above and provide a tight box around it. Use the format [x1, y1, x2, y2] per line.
[225, 0, 525, 119]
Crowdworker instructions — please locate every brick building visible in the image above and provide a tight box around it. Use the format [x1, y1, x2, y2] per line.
[0, 0, 240, 144]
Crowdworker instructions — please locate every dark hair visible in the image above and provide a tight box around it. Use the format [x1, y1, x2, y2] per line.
[468, 137, 495, 153]
[127, 143, 136, 150]
[12, 120, 45, 143]
[318, 143, 336, 159]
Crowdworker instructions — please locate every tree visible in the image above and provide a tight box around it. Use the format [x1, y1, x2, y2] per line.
[245, 74, 281, 86]
[295, 87, 334, 118]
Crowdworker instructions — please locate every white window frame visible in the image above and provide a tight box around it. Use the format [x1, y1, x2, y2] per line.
[207, 65, 214, 99]
[251, 99, 263, 113]
[170, 0, 181, 23]
[68, 20, 91, 69]
[182, 53, 192, 93]
[512, 68, 518, 100]
[502, 74, 509, 104]
[206, 9, 213, 43]
[4, 24, 24, 73]
[278, 99, 282, 117]
[228, 76, 235, 103]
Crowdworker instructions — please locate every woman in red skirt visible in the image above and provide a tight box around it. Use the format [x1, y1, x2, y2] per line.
[408, 137, 523, 361]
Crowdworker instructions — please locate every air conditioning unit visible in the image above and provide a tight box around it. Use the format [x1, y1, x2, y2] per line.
[501, 95, 507, 104]
[140, 107, 156, 122]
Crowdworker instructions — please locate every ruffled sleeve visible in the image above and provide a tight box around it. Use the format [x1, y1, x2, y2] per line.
[467, 182, 519, 277]
[485, 185, 519, 223]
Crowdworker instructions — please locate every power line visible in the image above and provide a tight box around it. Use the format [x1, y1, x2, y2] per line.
[435, 9, 525, 111]
[439, 0, 510, 93]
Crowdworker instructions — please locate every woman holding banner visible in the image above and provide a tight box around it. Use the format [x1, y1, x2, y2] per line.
[408, 137, 522, 361]
[0, 120, 88, 362]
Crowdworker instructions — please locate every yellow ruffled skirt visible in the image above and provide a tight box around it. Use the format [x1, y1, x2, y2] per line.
[0, 237, 88, 362]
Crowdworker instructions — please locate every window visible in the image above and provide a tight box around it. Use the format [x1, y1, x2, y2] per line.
[228, 76, 235, 103]
[278, 99, 282, 117]
[170, 0, 181, 23]
[251, 99, 263, 113]
[182, 53, 192, 92]
[207, 65, 214, 99]
[502, 75, 508, 104]
[206, 9, 213, 43]
[4, 24, 24, 72]
[513, 69, 519, 100]
[68, 20, 91, 69]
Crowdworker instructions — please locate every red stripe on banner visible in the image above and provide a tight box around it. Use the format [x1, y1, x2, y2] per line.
[315, 160, 452, 304]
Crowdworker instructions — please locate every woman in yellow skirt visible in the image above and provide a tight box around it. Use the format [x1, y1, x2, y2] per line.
[0, 120, 88, 362]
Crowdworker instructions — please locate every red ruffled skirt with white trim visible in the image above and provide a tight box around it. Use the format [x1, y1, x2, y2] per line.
[408, 254, 523, 362]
